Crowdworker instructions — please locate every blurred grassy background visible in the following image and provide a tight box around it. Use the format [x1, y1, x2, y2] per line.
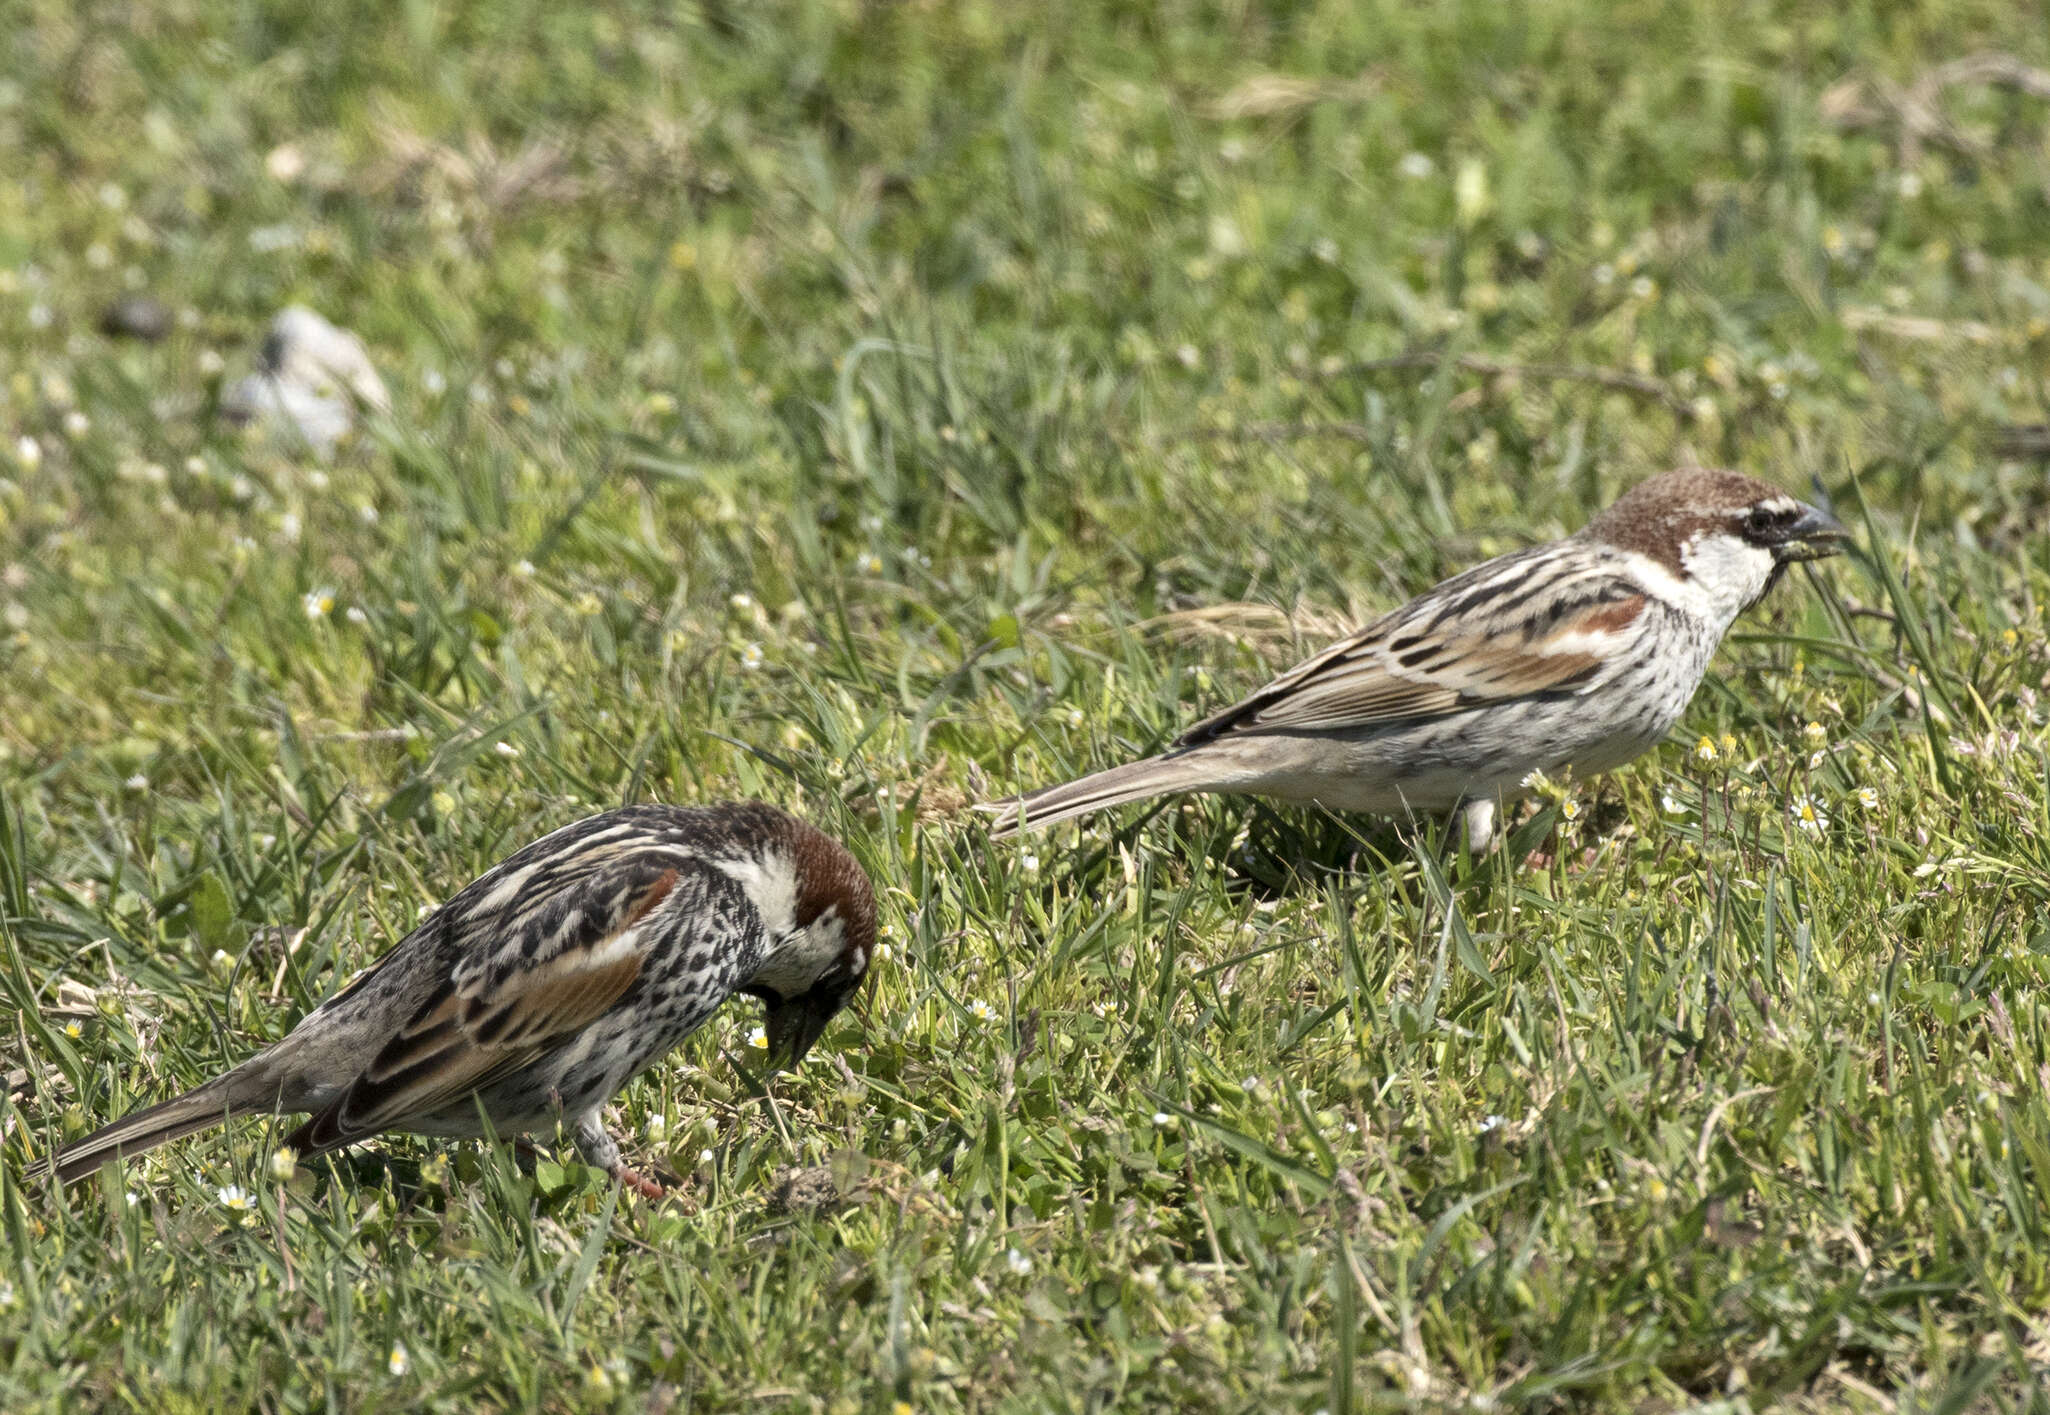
[4, 1, 2050, 1410]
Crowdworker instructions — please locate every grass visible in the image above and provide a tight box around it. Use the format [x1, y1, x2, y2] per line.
[4, 0, 2050, 1409]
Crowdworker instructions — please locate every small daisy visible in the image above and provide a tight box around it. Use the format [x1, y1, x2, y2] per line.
[1019, 853, 1040, 878]
[1004, 1248, 1032, 1276]
[739, 642, 765, 670]
[698, 1148, 715, 1165]
[746, 1024, 768, 1050]
[1788, 795, 1827, 835]
[1558, 798, 1582, 824]
[967, 998, 995, 1022]
[644, 1114, 668, 1143]
[344, 606, 368, 625]
[302, 588, 335, 620]
[1151, 1111, 1173, 1129]
[493, 741, 519, 758]
[14, 436, 41, 470]
[387, 1343, 409, 1377]
[1659, 791, 1690, 816]
[216, 1184, 255, 1213]
[62, 410, 90, 438]
[62, 1019, 83, 1040]
[1855, 786, 1879, 809]
[855, 551, 884, 575]
[1802, 721, 1827, 747]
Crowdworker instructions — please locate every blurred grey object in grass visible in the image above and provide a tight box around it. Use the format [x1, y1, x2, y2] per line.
[221, 306, 391, 456]
[98, 295, 172, 342]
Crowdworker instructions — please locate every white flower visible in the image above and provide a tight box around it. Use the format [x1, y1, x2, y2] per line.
[304, 470, 329, 491]
[1897, 171, 1924, 199]
[217, 1184, 255, 1212]
[728, 592, 754, 611]
[644, 1114, 668, 1143]
[1788, 795, 1827, 835]
[62, 1019, 83, 1039]
[269, 1147, 298, 1181]
[124, 774, 149, 792]
[1856, 786, 1879, 809]
[1693, 735, 1717, 764]
[1659, 792, 1690, 816]
[124, 1191, 139, 1208]
[1020, 853, 1040, 878]
[421, 367, 447, 396]
[1397, 152, 1436, 179]
[855, 551, 884, 575]
[1478, 1114, 1508, 1134]
[1151, 1111, 1173, 1128]
[1175, 343, 1201, 370]
[63, 410, 90, 438]
[1005, 1248, 1032, 1275]
[13, 436, 40, 470]
[967, 998, 995, 1022]
[277, 513, 302, 544]
[197, 349, 225, 376]
[0, 1280, 13, 1310]
[265, 143, 306, 183]
[739, 642, 765, 670]
[493, 741, 519, 758]
[356, 503, 379, 525]
[512, 559, 536, 579]
[345, 606, 368, 625]
[698, 1148, 715, 1165]
[747, 1024, 768, 1050]
[387, 1343, 409, 1377]
[302, 589, 335, 620]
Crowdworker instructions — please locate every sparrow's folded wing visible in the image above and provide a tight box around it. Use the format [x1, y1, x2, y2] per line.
[1179, 550, 1649, 742]
[288, 848, 694, 1153]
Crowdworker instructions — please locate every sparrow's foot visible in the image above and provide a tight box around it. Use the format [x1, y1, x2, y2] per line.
[609, 1162, 667, 1200]
[572, 1108, 664, 1197]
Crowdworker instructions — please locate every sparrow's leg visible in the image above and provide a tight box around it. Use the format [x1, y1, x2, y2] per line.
[1460, 797, 1498, 855]
[572, 1108, 665, 1200]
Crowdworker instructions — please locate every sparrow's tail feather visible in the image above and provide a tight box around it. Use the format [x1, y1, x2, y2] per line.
[985, 754, 1212, 837]
[38, 1059, 285, 1185]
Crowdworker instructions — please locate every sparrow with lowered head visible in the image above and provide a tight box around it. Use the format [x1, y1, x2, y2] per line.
[988, 468, 1848, 850]
[40, 802, 874, 1197]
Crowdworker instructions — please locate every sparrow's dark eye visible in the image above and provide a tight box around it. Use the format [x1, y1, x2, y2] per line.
[1745, 506, 1779, 536]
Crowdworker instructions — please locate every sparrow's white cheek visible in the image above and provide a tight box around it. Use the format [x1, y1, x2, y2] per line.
[752, 911, 847, 996]
[1679, 532, 1777, 622]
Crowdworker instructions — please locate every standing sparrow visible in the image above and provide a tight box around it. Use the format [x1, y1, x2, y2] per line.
[987, 468, 1848, 850]
[41, 802, 875, 1197]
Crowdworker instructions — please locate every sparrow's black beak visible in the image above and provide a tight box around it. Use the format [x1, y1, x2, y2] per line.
[764, 982, 851, 1071]
[1773, 503, 1851, 562]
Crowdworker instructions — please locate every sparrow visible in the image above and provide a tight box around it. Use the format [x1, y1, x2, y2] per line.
[39, 802, 875, 1198]
[987, 468, 1848, 850]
